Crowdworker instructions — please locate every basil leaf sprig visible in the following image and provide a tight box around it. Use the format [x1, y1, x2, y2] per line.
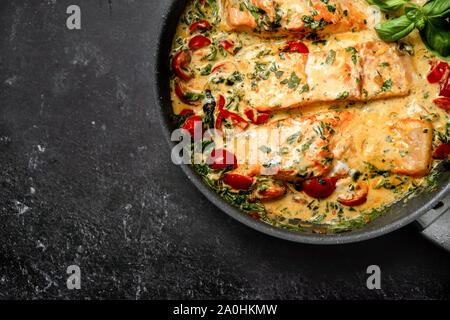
[367, 0, 450, 61]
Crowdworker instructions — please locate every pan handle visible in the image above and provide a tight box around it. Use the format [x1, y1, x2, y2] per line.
[414, 193, 450, 252]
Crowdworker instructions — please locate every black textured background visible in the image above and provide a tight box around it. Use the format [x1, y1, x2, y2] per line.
[0, 0, 449, 299]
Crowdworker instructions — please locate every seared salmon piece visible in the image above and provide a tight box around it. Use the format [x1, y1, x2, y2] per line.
[305, 46, 362, 105]
[359, 42, 412, 100]
[222, 0, 367, 36]
[242, 50, 310, 112]
[389, 119, 433, 176]
[243, 42, 410, 113]
[227, 5, 257, 29]
[228, 111, 354, 182]
[338, 117, 433, 177]
[244, 47, 361, 112]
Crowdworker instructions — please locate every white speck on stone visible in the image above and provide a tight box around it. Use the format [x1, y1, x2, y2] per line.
[36, 240, 46, 251]
[37, 145, 46, 153]
[30, 187, 36, 195]
[4, 75, 18, 86]
[12, 200, 31, 215]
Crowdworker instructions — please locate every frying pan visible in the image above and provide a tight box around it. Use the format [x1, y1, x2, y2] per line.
[153, 0, 450, 247]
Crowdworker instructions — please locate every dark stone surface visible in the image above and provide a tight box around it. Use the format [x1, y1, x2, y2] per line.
[0, 0, 449, 299]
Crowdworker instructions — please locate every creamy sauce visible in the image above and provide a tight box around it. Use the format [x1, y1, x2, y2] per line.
[169, 0, 449, 232]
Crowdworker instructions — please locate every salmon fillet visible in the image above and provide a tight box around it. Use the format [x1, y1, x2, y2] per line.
[337, 118, 433, 177]
[241, 42, 411, 112]
[360, 41, 413, 100]
[228, 111, 354, 181]
[222, 0, 367, 36]
[227, 114, 432, 182]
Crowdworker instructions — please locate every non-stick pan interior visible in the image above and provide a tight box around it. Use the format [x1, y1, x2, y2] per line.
[154, 0, 450, 244]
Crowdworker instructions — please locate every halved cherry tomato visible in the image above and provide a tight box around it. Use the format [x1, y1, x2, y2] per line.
[206, 148, 238, 170]
[218, 40, 235, 53]
[215, 109, 249, 130]
[439, 74, 450, 97]
[182, 115, 203, 140]
[337, 182, 368, 207]
[427, 61, 448, 84]
[180, 109, 194, 117]
[434, 97, 450, 112]
[244, 109, 270, 125]
[302, 177, 337, 199]
[189, 20, 212, 33]
[433, 143, 450, 159]
[172, 51, 192, 81]
[223, 173, 253, 190]
[282, 41, 309, 54]
[217, 95, 225, 111]
[175, 82, 198, 106]
[188, 35, 211, 50]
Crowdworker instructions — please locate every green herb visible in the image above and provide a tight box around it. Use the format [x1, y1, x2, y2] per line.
[287, 72, 301, 90]
[270, 62, 284, 79]
[310, 214, 327, 223]
[301, 138, 313, 152]
[205, 45, 218, 61]
[337, 91, 350, 100]
[345, 47, 358, 65]
[382, 79, 392, 92]
[200, 64, 212, 76]
[259, 145, 272, 153]
[326, 4, 336, 12]
[226, 71, 243, 85]
[287, 131, 303, 144]
[326, 50, 336, 65]
[302, 15, 330, 29]
[183, 91, 205, 102]
[379, 62, 390, 67]
[314, 122, 326, 140]
[299, 84, 310, 94]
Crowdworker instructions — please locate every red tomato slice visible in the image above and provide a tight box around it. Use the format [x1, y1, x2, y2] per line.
[172, 51, 192, 81]
[434, 97, 450, 112]
[218, 40, 235, 53]
[439, 73, 450, 98]
[282, 41, 309, 54]
[433, 143, 450, 159]
[427, 61, 448, 84]
[337, 182, 368, 207]
[217, 95, 225, 111]
[215, 110, 249, 130]
[302, 177, 337, 199]
[206, 149, 238, 170]
[188, 35, 211, 50]
[189, 20, 212, 33]
[244, 109, 270, 124]
[223, 173, 253, 190]
[179, 109, 194, 117]
[182, 115, 203, 140]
